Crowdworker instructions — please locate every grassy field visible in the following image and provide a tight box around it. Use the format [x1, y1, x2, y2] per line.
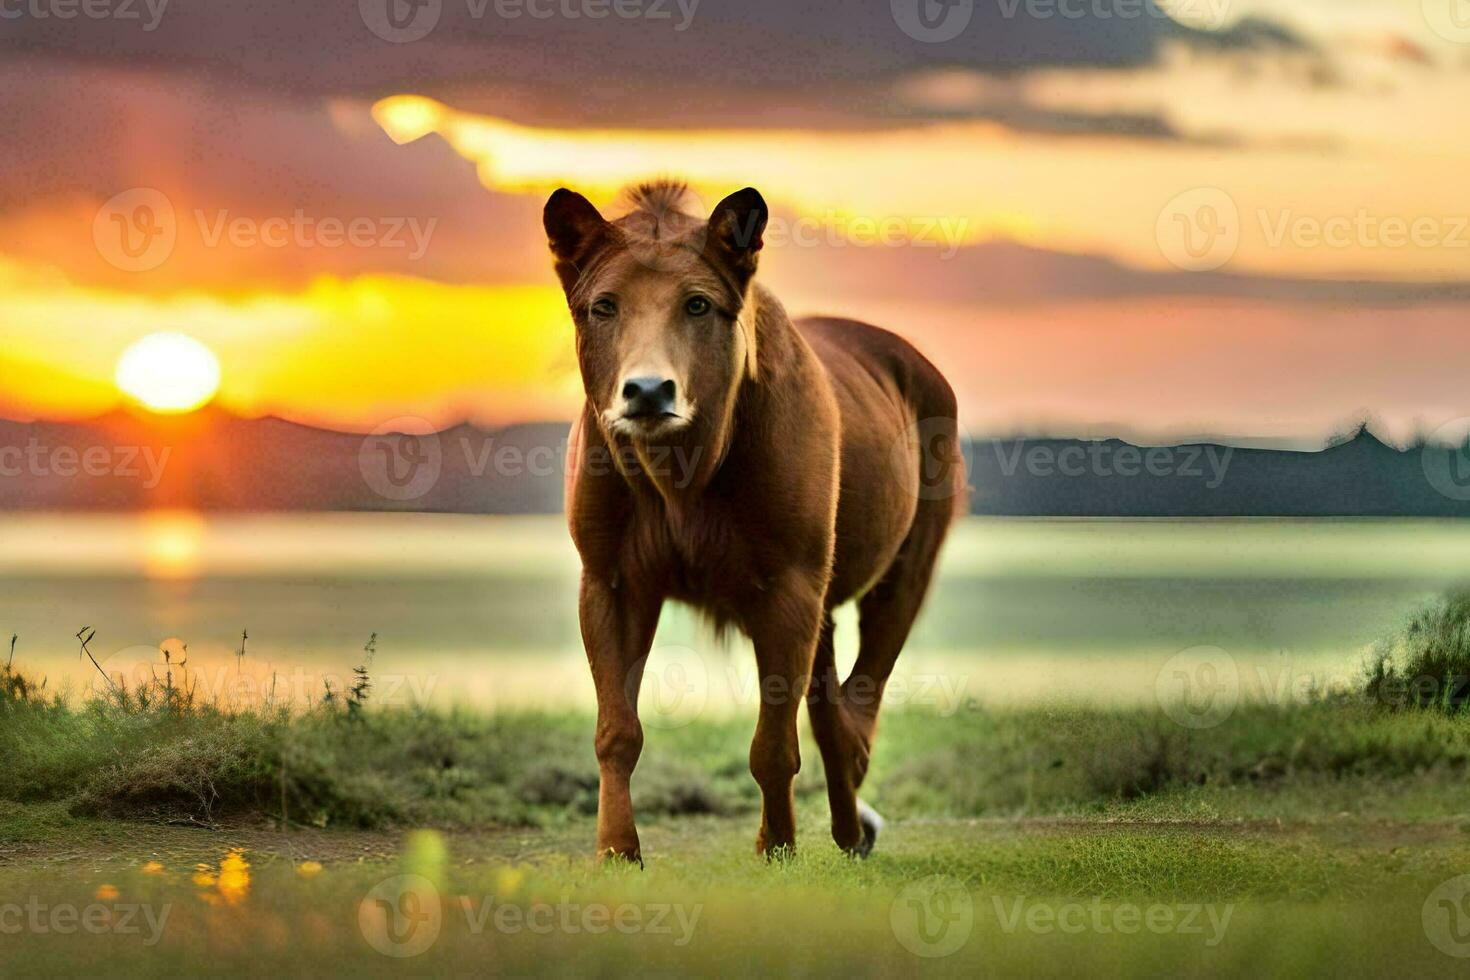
[7, 698, 1470, 974]
[7, 800, 1470, 977]
[6, 594, 1470, 976]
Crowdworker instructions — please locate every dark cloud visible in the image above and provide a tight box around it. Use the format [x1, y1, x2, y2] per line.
[0, 0, 1303, 106]
[0, 57, 546, 289]
[762, 238, 1470, 308]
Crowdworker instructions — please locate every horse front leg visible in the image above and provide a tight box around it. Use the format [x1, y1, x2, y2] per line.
[745, 571, 826, 857]
[580, 572, 663, 864]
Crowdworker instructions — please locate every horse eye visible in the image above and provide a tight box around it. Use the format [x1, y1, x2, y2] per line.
[685, 295, 711, 316]
[590, 298, 617, 319]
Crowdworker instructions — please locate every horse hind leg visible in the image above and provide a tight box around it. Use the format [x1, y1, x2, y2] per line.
[807, 614, 866, 855]
[840, 496, 955, 853]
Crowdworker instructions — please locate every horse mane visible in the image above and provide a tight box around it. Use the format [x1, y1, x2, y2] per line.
[621, 180, 695, 220]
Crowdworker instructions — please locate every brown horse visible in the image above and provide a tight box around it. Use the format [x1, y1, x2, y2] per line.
[544, 181, 963, 862]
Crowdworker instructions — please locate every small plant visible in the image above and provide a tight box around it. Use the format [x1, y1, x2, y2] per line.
[0, 637, 50, 708]
[318, 634, 376, 719]
[347, 633, 376, 721]
[1364, 592, 1470, 711]
[76, 627, 114, 693]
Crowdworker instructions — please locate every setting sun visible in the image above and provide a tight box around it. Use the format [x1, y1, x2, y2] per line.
[114, 332, 222, 414]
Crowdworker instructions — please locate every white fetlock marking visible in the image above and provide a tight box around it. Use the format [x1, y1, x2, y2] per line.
[857, 799, 885, 834]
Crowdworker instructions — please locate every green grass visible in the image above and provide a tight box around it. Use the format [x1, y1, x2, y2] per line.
[4, 810, 1470, 977]
[1365, 591, 1470, 710]
[6, 692, 1470, 978]
[8, 645, 1470, 835]
[10, 597, 1470, 977]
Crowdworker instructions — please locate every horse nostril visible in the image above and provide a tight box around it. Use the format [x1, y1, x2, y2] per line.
[621, 376, 677, 417]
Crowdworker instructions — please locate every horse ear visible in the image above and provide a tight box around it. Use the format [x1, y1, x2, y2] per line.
[705, 187, 767, 285]
[544, 189, 610, 292]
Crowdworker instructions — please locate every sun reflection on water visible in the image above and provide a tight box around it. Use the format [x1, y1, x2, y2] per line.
[141, 511, 205, 580]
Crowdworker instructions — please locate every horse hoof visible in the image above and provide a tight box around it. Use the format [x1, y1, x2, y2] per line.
[598, 847, 644, 869]
[856, 799, 885, 858]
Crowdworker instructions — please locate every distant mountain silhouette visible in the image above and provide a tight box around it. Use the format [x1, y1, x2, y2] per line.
[2, 413, 1468, 517]
[968, 426, 1470, 517]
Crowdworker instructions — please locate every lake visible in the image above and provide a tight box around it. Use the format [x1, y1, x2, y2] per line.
[2, 514, 1466, 716]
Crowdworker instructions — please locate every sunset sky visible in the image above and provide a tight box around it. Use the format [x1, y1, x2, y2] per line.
[3, 1, 1470, 444]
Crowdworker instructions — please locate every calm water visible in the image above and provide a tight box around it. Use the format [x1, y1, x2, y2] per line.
[1, 514, 1466, 712]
